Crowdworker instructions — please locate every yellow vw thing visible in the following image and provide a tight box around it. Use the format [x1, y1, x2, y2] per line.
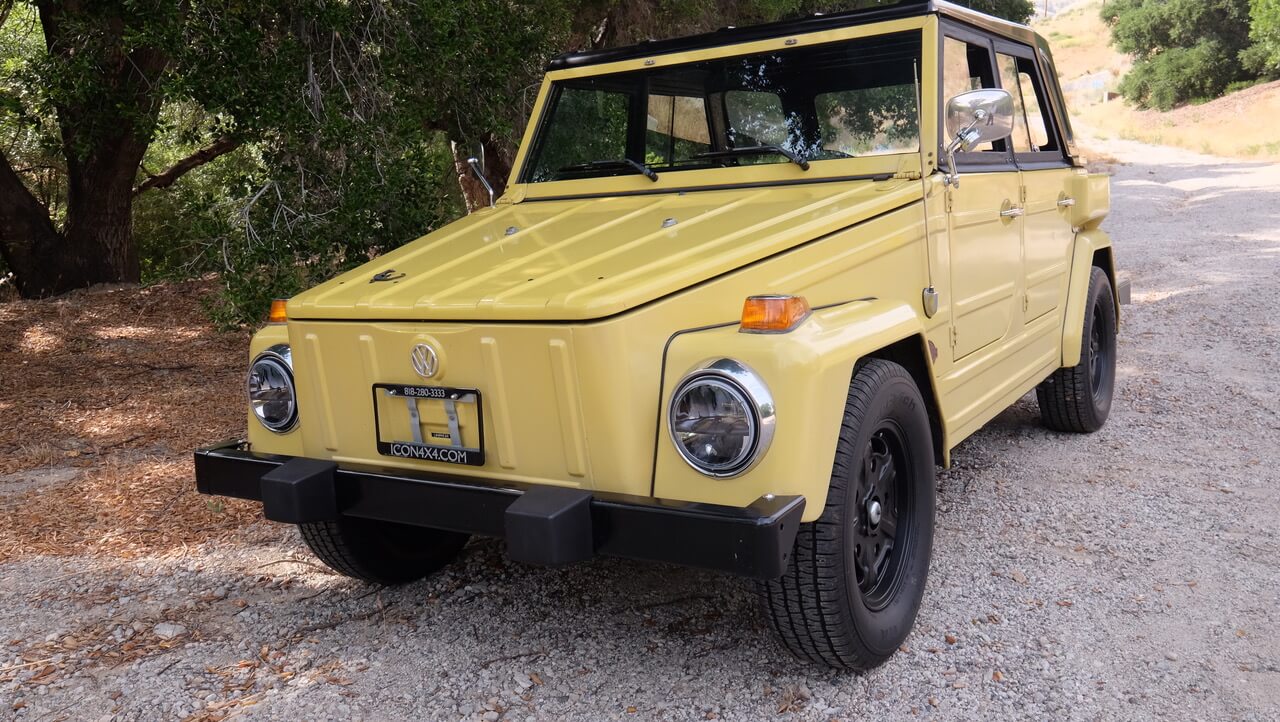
[196, 1, 1127, 670]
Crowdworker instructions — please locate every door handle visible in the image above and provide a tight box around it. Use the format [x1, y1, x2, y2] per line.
[1057, 197, 1076, 208]
[999, 206, 1025, 218]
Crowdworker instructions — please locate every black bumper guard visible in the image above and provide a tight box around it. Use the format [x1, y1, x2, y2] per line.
[195, 441, 804, 579]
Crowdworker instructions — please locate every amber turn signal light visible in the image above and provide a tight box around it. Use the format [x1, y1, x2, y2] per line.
[740, 295, 811, 333]
[268, 298, 289, 324]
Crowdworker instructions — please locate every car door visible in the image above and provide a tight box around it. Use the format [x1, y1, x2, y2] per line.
[941, 31, 1023, 362]
[995, 41, 1076, 325]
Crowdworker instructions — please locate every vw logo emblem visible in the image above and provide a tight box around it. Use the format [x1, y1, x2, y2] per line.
[410, 343, 439, 379]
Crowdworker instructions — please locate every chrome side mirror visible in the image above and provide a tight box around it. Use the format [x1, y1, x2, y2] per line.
[942, 89, 1015, 187]
[466, 157, 496, 208]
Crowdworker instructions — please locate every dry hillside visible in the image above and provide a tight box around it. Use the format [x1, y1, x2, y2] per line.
[1033, 1, 1280, 160]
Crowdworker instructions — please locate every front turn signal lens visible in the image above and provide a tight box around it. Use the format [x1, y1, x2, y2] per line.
[740, 295, 811, 333]
[268, 298, 289, 324]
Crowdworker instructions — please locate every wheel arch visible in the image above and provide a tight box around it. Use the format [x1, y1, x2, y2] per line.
[862, 335, 946, 467]
[1062, 229, 1117, 367]
[653, 299, 946, 520]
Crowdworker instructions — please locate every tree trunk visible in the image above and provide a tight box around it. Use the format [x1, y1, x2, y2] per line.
[451, 135, 514, 214]
[0, 1, 169, 297]
[0, 144, 142, 294]
[0, 150, 70, 297]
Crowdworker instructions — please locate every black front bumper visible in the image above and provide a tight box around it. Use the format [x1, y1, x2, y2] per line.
[194, 441, 804, 579]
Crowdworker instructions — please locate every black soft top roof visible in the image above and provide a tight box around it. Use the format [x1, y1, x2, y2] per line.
[547, 0, 1037, 71]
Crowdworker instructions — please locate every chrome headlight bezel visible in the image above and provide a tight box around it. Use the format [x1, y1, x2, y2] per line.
[667, 358, 775, 478]
[247, 344, 298, 433]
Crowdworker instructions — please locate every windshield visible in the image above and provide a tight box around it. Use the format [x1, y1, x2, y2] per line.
[522, 31, 922, 184]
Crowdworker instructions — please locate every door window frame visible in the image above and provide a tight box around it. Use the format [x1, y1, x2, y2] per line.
[992, 38, 1070, 170]
[938, 22, 1015, 173]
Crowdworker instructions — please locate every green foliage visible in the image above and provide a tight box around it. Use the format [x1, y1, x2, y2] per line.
[0, 0, 1038, 320]
[0, 3, 63, 219]
[1251, 0, 1280, 74]
[1103, 0, 1264, 110]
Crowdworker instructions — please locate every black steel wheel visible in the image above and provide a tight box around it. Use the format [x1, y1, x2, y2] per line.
[299, 517, 469, 585]
[760, 358, 935, 670]
[852, 425, 911, 610]
[1037, 266, 1117, 433]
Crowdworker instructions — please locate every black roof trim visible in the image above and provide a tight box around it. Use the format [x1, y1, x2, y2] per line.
[546, 1, 1033, 71]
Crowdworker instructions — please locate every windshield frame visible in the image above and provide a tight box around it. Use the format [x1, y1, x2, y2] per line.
[507, 15, 937, 202]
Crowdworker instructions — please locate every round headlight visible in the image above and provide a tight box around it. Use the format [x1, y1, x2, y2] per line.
[668, 359, 774, 478]
[247, 345, 297, 433]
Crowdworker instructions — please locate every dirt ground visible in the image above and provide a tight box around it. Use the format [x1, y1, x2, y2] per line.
[1, 140, 1278, 721]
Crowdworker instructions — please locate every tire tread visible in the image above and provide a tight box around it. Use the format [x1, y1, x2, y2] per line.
[759, 359, 927, 670]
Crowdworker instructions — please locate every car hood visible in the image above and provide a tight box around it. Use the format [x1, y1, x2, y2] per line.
[288, 179, 921, 322]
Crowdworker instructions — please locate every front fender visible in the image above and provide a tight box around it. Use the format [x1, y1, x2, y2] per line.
[652, 299, 927, 522]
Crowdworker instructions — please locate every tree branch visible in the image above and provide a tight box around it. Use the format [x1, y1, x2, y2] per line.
[133, 135, 241, 195]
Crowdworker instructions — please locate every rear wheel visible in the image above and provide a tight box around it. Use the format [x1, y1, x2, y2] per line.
[760, 359, 936, 670]
[299, 517, 469, 585]
[1037, 267, 1117, 433]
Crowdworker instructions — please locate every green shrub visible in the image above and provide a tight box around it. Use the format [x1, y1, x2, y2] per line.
[1104, 0, 1262, 109]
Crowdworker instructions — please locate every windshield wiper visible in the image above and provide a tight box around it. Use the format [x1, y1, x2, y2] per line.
[556, 158, 659, 182]
[695, 145, 810, 171]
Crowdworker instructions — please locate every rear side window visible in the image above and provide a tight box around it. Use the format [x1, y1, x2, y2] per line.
[995, 43, 1063, 161]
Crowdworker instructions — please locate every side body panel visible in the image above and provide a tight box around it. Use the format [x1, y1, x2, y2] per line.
[946, 172, 1024, 360]
[1020, 168, 1076, 322]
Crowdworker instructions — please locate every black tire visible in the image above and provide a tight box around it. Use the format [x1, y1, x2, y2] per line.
[1037, 267, 1117, 433]
[760, 359, 936, 670]
[299, 517, 469, 585]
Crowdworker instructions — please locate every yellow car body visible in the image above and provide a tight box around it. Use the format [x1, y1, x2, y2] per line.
[240, 10, 1118, 524]
[200, 0, 1126, 669]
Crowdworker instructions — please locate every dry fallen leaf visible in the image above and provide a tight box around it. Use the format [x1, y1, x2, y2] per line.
[1057, 600, 1074, 607]
[529, 672, 543, 686]
[1011, 570, 1028, 584]
[992, 670, 1005, 682]
[626, 706, 637, 714]
[944, 633, 957, 645]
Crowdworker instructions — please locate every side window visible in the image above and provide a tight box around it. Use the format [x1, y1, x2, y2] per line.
[942, 36, 1002, 154]
[645, 94, 712, 166]
[1018, 69, 1052, 150]
[997, 53, 1033, 153]
[996, 47, 1060, 156]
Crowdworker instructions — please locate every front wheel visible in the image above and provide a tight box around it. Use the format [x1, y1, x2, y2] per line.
[299, 517, 469, 585]
[759, 359, 936, 670]
[1037, 266, 1117, 433]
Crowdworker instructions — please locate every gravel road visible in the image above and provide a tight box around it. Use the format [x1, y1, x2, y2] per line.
[2, 142, 1278, 722]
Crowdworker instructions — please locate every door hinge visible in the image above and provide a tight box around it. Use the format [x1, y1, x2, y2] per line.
[944, 188, 953, 214]
[949, 325, 958, 349]
[1022, 294, 1029, 313]
[1020, 185, 1028, 204]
